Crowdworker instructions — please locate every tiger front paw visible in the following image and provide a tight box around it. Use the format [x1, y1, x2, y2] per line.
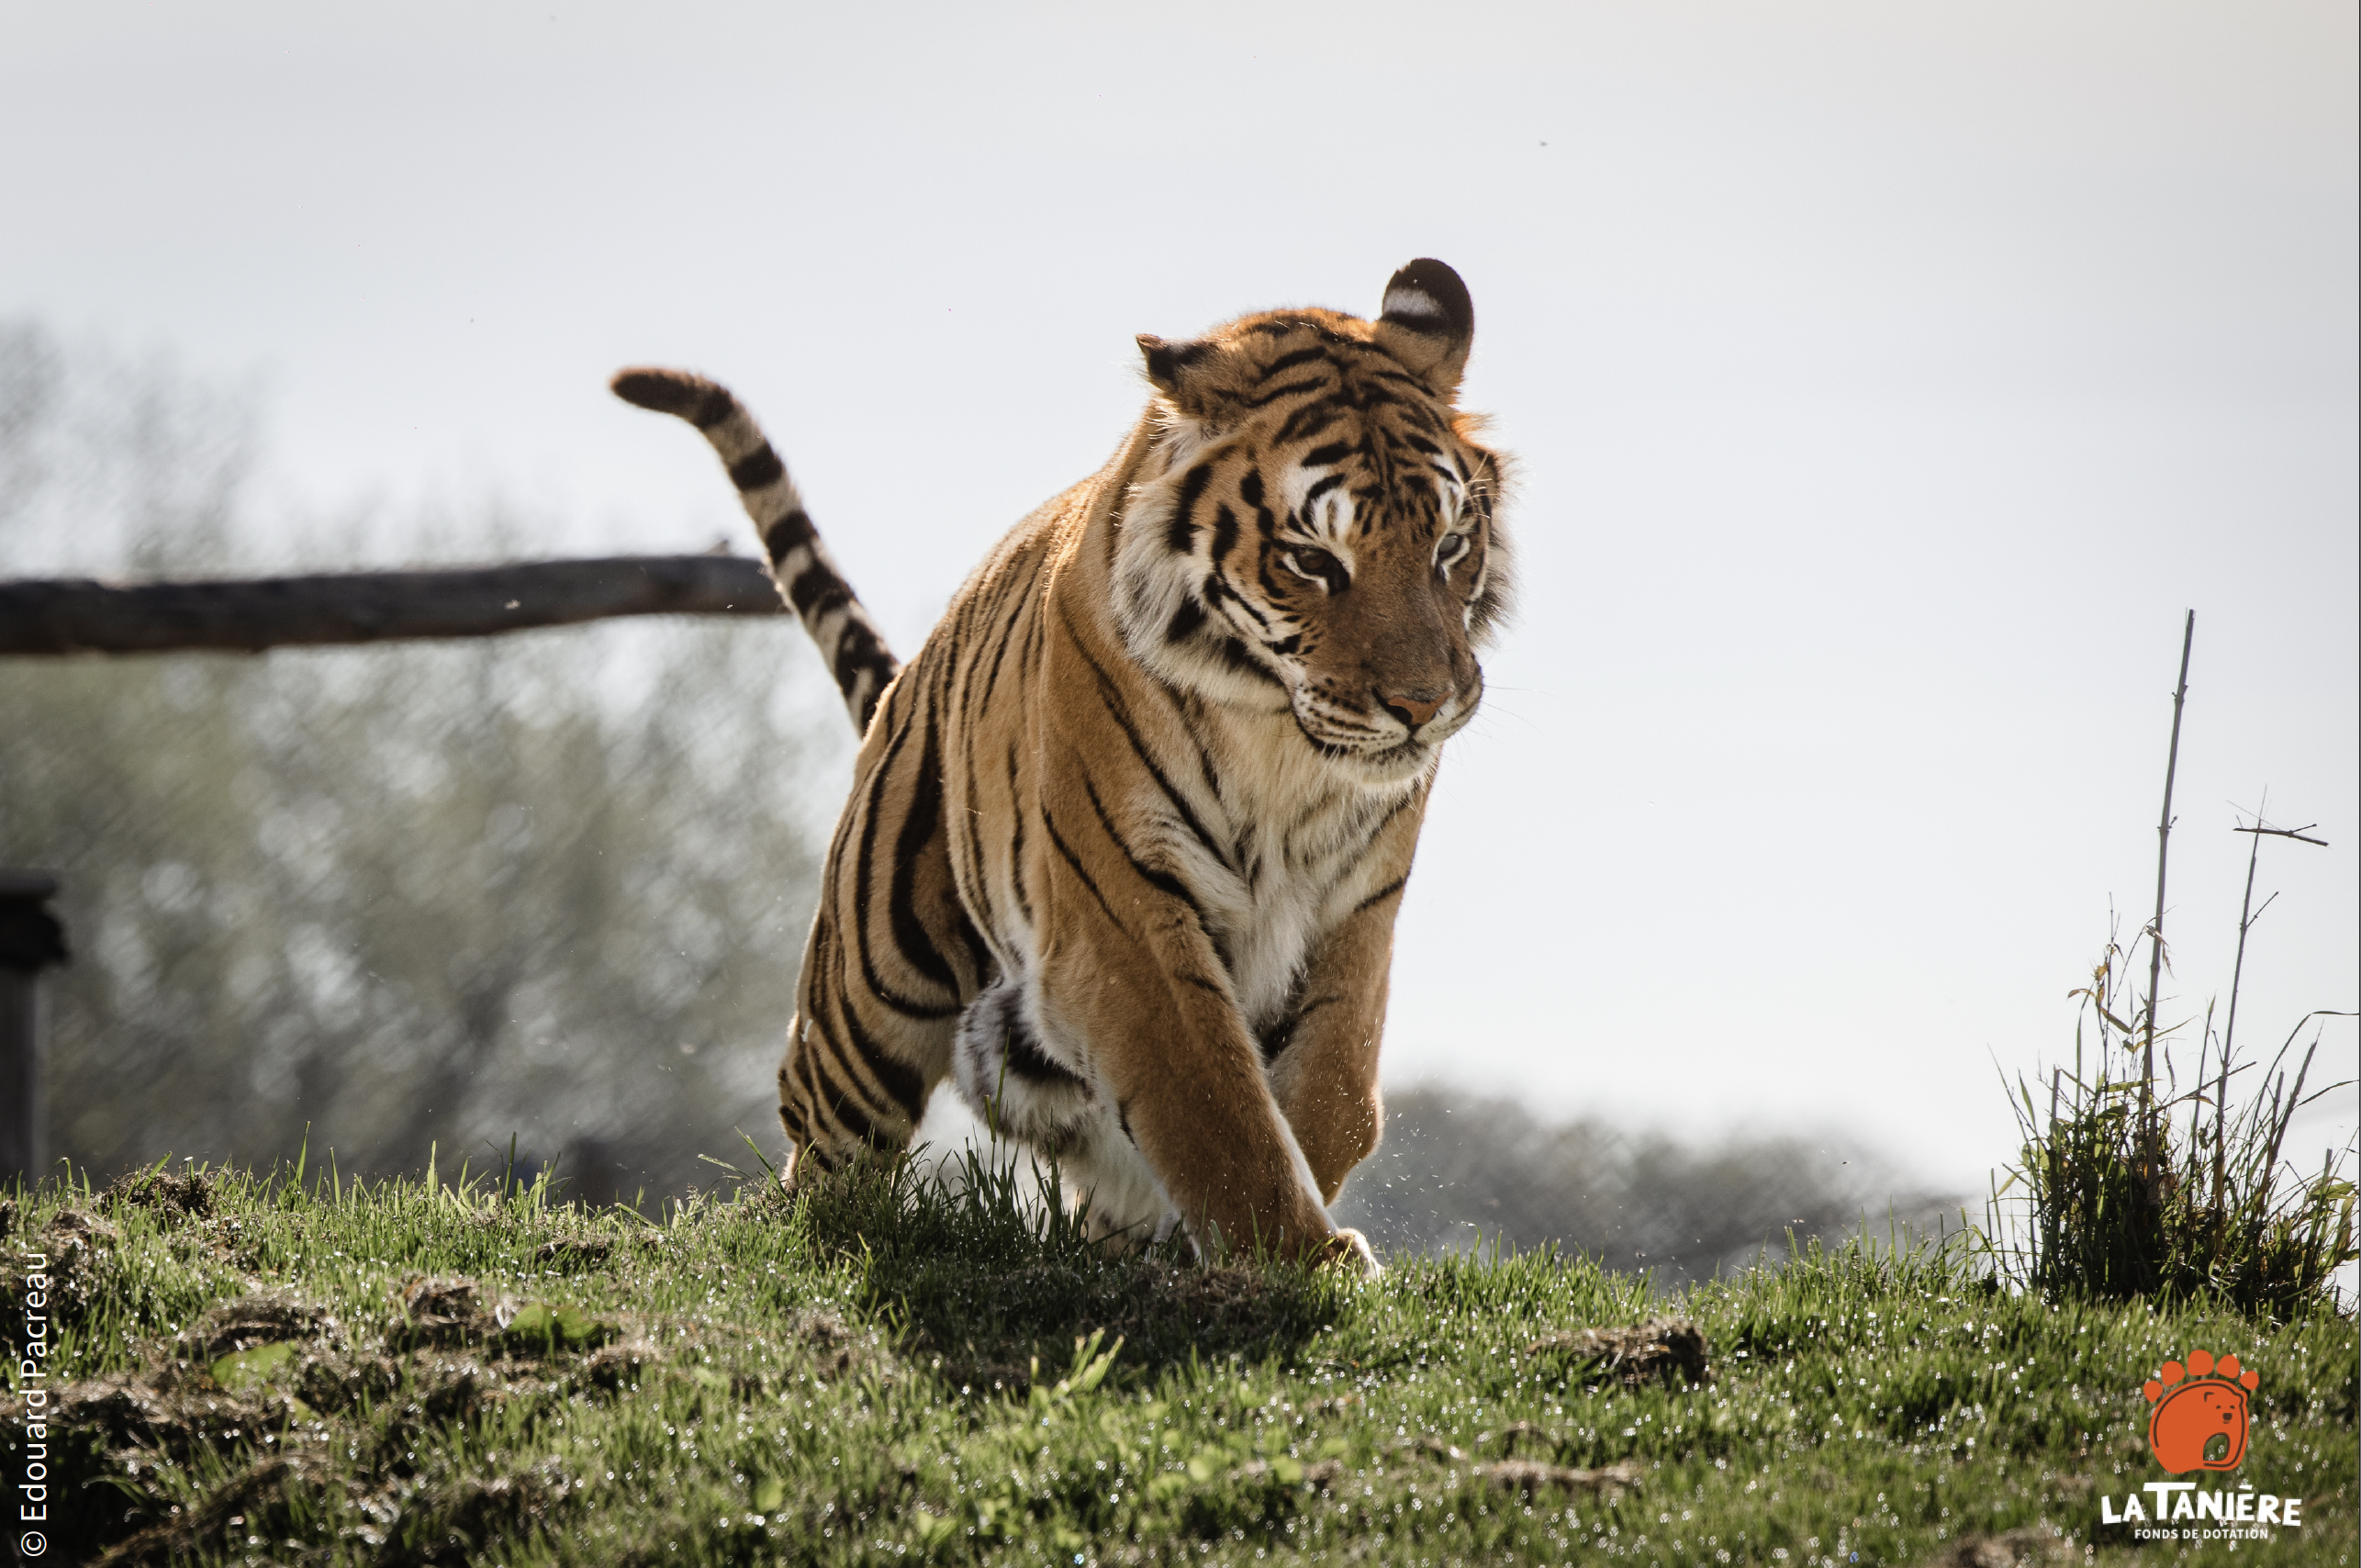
[1316, 1226, 1382, 1278]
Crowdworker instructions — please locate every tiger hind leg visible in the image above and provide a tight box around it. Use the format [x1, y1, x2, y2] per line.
[774, 906, 959, 1183]
[949, 975, 1098, 1151]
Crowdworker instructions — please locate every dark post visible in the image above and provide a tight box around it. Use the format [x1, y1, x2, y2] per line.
[0, 871, 69, 1186]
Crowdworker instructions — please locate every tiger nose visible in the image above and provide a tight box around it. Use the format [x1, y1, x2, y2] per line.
[1377, 688, 1448, 730]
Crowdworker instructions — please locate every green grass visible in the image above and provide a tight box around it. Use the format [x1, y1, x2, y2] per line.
[1984, 937, 2356, 1319]
[5, 1152, 2353, 1567]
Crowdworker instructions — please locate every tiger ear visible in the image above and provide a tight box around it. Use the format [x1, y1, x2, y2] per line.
[1372, 258, 1474, 398]
[1136, 333, 1225, 412]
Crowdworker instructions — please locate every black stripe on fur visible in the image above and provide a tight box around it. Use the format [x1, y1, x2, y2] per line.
[730, 444, 786, 491]
[764, 510, 817, 560]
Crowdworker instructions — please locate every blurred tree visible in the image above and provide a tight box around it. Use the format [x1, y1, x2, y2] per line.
[1334, 1085, 1959, 1284]
[0, 321, 836, 1201]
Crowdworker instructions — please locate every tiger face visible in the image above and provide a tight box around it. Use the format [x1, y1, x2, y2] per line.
[1113, 262, 1512, 789]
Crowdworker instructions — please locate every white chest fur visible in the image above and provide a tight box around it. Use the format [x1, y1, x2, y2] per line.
[1156, 700, 1420, 1033]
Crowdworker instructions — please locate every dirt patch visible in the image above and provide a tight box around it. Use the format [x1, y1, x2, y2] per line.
[103, 1167, 220, 1226]
[1918, 1526, 2077, 1568]
[1526, 1318, 1711, 1388]
[1393, 1433, 1471, 1462]
[56, 1292, 341, 1439]
[577, 1338, 663, 1393]
[414, 1467, 568, 1565]
[793, 1308, 867, 1377]
[1242, 1457, 1347, 1484]
[408, 1358, 493, 1426]
[50, 1359, 319, 1566]
[88, 1454, 306, 1568]
[396, 1274, 489, 1343]
[535, 1237, 612, 1271]
[1476, 1420, 1554, 1455]
[46, 1207, 117, 1240]
[1381, 1431, 1639, 1500]
[198, 1290, 338, 1360]
[55, 1368, 285, 1453]
[54, 1344, 537, 1568]
[14, 1207, 121, 1325]
[1481, 1458, 1646, 1497]
[297, 1350, 406, 1414]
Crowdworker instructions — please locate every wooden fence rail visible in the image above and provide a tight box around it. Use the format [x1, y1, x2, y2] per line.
[0, 554, 784, 656]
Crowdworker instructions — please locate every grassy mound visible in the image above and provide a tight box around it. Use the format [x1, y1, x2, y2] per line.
[4, 1155, 2352, 1566]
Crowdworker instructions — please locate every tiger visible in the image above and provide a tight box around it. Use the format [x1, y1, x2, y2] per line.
[611, 258, 1510, 1271]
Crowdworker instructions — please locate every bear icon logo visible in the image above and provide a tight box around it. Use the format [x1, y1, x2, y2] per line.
[2143, 1349, 2256, 1474]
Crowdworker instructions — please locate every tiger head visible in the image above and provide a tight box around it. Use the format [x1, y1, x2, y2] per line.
[1113, 259, 1513, 788]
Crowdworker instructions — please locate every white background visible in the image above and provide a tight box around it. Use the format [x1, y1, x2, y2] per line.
[4, 1, 2354, 1201]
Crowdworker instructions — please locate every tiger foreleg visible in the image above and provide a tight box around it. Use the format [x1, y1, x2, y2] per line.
[1038, 921, 1369, 1271]
[1264, 914, 1396, 1206]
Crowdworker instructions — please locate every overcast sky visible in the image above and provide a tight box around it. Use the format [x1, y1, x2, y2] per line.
[5, 1, 2355, 1200]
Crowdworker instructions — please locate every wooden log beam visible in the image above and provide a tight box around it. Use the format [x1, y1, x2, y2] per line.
[0, 554, 787, 655]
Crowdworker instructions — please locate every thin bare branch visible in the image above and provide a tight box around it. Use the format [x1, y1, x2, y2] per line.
[2142, 610, 2196, 1139]
[2233, 824, 2329, 847]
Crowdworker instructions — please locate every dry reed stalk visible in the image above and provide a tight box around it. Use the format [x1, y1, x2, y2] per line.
[2140, 610, 2195, 1143]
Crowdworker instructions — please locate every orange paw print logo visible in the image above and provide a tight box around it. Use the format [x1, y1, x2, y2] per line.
[2143, 1349, 2256, 1474]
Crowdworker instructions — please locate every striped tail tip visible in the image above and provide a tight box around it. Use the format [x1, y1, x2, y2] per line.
[610, 362, 901, 735]
[610, 366, 737, 430]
